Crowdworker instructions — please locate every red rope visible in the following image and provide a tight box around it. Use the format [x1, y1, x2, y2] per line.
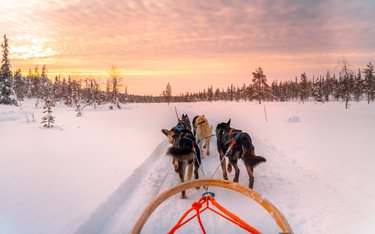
[174, 106, 180, 122]
[210, 197, 261, 234]
[168, 197, 207, 234]
[168, 194, 261, 234]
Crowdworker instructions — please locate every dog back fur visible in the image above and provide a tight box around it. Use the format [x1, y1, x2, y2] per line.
[166, 129, 199, 162]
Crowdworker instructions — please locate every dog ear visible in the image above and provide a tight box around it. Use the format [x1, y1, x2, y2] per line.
[161, 129, 170, 136]
[227, 119, 231, 126]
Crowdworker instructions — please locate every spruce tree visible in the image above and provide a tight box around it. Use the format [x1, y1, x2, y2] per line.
[164, 82, 172, 104]
[207, 85, 214, 102]
[32, 66, 42, 106]
[41, 98, 55, 128]
[214, 88, 221, 101]
[363, 62, 375, 104]
[13, 69, 26, 101]
[353, 69, 364, 102]
[40, 65, 52, 101]
[25, 69, 33, 98]
[323, 71, 332, 102]
[337, 58, 354, 108]
[0, 34, 18, 106]
[311, 77, 324, 102]
[299, 73, 310, 103]
[252, 67, 269, 104]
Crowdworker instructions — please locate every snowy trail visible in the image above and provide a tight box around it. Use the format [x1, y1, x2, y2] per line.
[74, 111, 375, 234]
[74, 121, 294, 232]
[76, 130, 282, 233]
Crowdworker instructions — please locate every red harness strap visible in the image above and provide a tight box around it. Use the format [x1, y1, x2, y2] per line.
[168, 194, 261, 234]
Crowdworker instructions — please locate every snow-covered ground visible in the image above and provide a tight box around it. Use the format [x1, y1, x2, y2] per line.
[1, 100, 375, 234]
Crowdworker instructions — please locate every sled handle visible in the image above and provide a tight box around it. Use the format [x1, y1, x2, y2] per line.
[131, 178, 293, 234]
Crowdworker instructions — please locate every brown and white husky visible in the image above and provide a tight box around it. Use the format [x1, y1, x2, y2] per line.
[192, 115, 212, 157]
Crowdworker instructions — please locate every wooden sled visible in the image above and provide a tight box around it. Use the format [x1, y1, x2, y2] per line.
[132, 178, 293, 234]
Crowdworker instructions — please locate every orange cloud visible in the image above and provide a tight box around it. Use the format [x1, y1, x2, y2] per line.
[1, 0, 375, 95]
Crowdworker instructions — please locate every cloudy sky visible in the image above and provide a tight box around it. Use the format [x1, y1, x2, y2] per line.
[1, 0, 375, 95]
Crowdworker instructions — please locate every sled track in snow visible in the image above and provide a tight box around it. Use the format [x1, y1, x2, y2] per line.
[75, 141, 172, 234]
[75, 133, 281, 233]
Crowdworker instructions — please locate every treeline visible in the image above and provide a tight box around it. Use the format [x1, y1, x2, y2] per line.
[162, 63, 375, 108]
[2, 34, 375, 110]
[6, 61, 375, 110]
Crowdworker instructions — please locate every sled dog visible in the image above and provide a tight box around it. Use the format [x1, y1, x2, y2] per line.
[162, 127, 201, 199]
[192, 115, 212, 157]
[216, 119, 266, 188]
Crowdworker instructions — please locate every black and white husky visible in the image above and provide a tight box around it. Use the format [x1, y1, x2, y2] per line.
[216, 119, 266, 189]
[162, 126, 201, 199]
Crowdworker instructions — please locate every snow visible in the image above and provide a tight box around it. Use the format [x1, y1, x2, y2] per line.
[1, 100, 375, 234]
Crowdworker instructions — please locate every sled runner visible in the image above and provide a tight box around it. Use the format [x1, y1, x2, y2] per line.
[131, 178, 293, 234]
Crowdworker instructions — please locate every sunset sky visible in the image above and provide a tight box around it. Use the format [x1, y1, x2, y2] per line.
[1, 0, 375, 95]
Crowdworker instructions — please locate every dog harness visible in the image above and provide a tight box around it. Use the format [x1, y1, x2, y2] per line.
[224, 128, 242, 147]
[172, 123, 186, 131]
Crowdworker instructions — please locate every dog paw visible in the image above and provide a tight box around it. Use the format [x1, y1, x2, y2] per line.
[196, 186, 200, 190]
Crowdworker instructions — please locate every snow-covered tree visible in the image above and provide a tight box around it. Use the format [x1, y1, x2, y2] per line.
[252, 67, 269, 104]
[363, 61, 375, 104]
[163, 82, 172, 104]
[25, 69, 33, 98]
[214, 88, 221, 101]
[353, 69, 364, 102]
[52, 76, 62, 103]
[207, 85, 214, 102]
[63, 77, 73, 106]
[323, 71, 333, 102]
[0, 34, 18, 106]
[337, 58, 355, 108]
[299, 73, 310, 103]
[71, 79, 83, 116]
[13, 69, 26, 101]
[311, 77, 324, 102]
[40, 65, 52, 101]
[31, 66, 42, 106]
[41, 98, 55, 128]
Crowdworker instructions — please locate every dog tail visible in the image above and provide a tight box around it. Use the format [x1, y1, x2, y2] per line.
[167, 146, 194, 161]
[246, 155, 266, 168]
